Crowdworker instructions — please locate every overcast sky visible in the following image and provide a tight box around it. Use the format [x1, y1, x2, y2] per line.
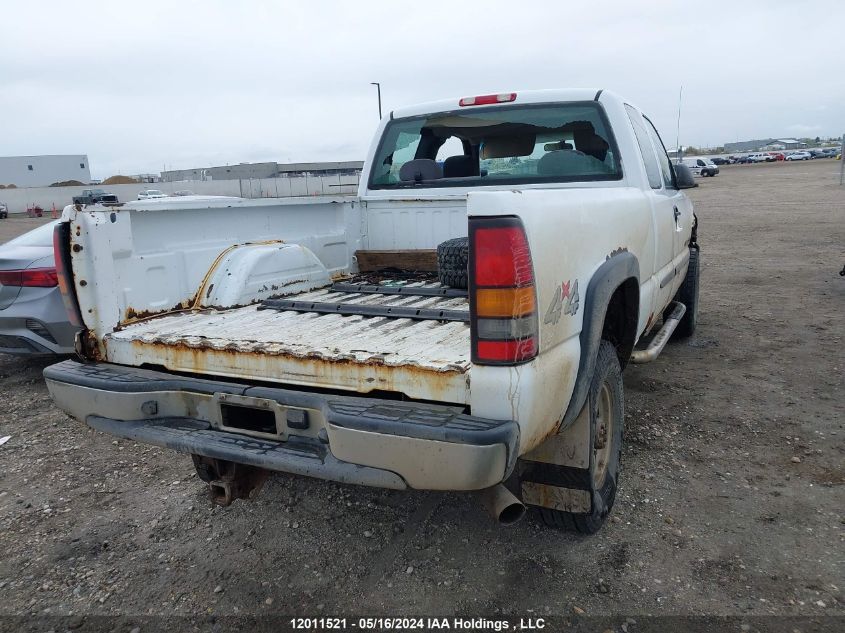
[1, 1, 842, 178]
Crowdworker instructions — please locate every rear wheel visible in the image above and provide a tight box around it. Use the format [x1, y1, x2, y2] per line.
[538, 341, 624, 534]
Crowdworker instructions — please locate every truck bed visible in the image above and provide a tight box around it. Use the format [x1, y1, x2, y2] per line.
[103, 279, 472, 404]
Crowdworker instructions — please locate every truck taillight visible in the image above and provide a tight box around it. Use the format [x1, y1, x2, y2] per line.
[53, 222, 83, 327]
[469, 217, 538, 365]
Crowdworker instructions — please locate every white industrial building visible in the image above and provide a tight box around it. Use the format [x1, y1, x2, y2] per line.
[0, 155, 92, 188]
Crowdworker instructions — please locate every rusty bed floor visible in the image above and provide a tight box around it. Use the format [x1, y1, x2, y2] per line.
[103, 282, 472, 404]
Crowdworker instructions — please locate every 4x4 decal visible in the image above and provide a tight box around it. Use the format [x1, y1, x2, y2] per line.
[544, 279, 580, 325]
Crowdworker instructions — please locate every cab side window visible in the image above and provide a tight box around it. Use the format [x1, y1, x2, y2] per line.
[643, 116, 676, 189]
[625, 105, 661, 189]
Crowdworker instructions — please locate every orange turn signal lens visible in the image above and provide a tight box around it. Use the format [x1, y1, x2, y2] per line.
[475, 287, 535, 318]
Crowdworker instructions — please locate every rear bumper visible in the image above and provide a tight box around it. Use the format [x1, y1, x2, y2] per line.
[44, 360, 518, 491]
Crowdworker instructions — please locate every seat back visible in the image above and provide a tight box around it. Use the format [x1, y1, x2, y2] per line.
[443, 155, 479, 178]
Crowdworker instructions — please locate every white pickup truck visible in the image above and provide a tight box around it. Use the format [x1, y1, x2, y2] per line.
[46, 89, 699, 533]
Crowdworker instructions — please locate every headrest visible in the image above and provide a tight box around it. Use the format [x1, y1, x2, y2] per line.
[399, 159, 442, 181]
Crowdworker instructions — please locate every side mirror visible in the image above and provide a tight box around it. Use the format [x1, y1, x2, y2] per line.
[673, 163, 698, 189]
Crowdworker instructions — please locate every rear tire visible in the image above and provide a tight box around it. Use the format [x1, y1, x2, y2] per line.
[667, 246, 700, 338]
[538, 341, 624, 534]
[437, 237, 469, 289]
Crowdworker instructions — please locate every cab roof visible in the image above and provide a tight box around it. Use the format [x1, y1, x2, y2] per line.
[390, 89, 611, 119]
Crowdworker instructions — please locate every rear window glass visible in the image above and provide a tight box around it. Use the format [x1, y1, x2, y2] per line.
[369, 102, 621, 189]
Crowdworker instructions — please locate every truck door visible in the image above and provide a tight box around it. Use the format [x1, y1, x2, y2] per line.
[624, 105, 677, 321]
[643, 116, 695, 300]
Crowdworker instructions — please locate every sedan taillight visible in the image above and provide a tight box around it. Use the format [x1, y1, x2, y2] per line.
[0, 268, 58, 287]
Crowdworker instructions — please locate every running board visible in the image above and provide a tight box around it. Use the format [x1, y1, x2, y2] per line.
[630, 301, 686, 364]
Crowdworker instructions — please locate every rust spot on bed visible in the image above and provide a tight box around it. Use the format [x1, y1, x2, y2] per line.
[123, 338, 470, 404]
[123, 301, 193, 325]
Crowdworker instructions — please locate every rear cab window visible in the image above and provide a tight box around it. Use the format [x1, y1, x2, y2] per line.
[369, 102, 621, 189]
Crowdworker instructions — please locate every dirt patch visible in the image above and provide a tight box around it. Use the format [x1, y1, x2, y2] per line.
[0, 160, 842, 619]
[50, 180, 85, 188]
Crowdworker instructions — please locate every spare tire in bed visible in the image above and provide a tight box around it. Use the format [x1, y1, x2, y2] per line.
[437, 237, 469, 289]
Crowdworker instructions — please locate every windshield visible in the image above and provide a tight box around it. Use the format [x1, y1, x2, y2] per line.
[369, 102, 621, 189]
[4, 220, 59, 248]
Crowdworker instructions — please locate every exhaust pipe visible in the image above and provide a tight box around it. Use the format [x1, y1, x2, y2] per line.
[477, 484, 526, 525]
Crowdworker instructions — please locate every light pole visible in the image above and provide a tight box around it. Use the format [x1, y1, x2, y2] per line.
[675, 85, 683, 161]
[370, 82, 382, 120]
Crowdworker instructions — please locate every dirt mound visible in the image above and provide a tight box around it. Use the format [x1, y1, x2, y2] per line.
[50, 180, 85, 187]
[102, 175, 138, 185]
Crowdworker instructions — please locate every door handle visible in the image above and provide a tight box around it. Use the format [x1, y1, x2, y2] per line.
[673, 206, 680, 222]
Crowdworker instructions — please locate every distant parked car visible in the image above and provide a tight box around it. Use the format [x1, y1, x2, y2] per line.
[786, 151, 811, 161]
[747, 153, 774, 163]
[137, 189, 168, 200]
[0, 203, 7, 220]
[768, 152, 785, 161]
[734, 155, 753, 164]
[0, 220, 77, 355]
[710, 157, 730, 165]
[172, 190, 195, 197]
[73, 189, 119, 206]
[680, 157, 719, 177]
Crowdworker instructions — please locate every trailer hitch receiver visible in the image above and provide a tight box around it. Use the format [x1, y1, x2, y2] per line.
[192, 455, 270, 506]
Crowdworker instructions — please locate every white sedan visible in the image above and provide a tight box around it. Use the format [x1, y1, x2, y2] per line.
[786, 152, 811, 161]
[137, 189, 168, 200]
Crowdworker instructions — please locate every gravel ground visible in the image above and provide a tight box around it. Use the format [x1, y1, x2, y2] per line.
[0, 160, 842, 624]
